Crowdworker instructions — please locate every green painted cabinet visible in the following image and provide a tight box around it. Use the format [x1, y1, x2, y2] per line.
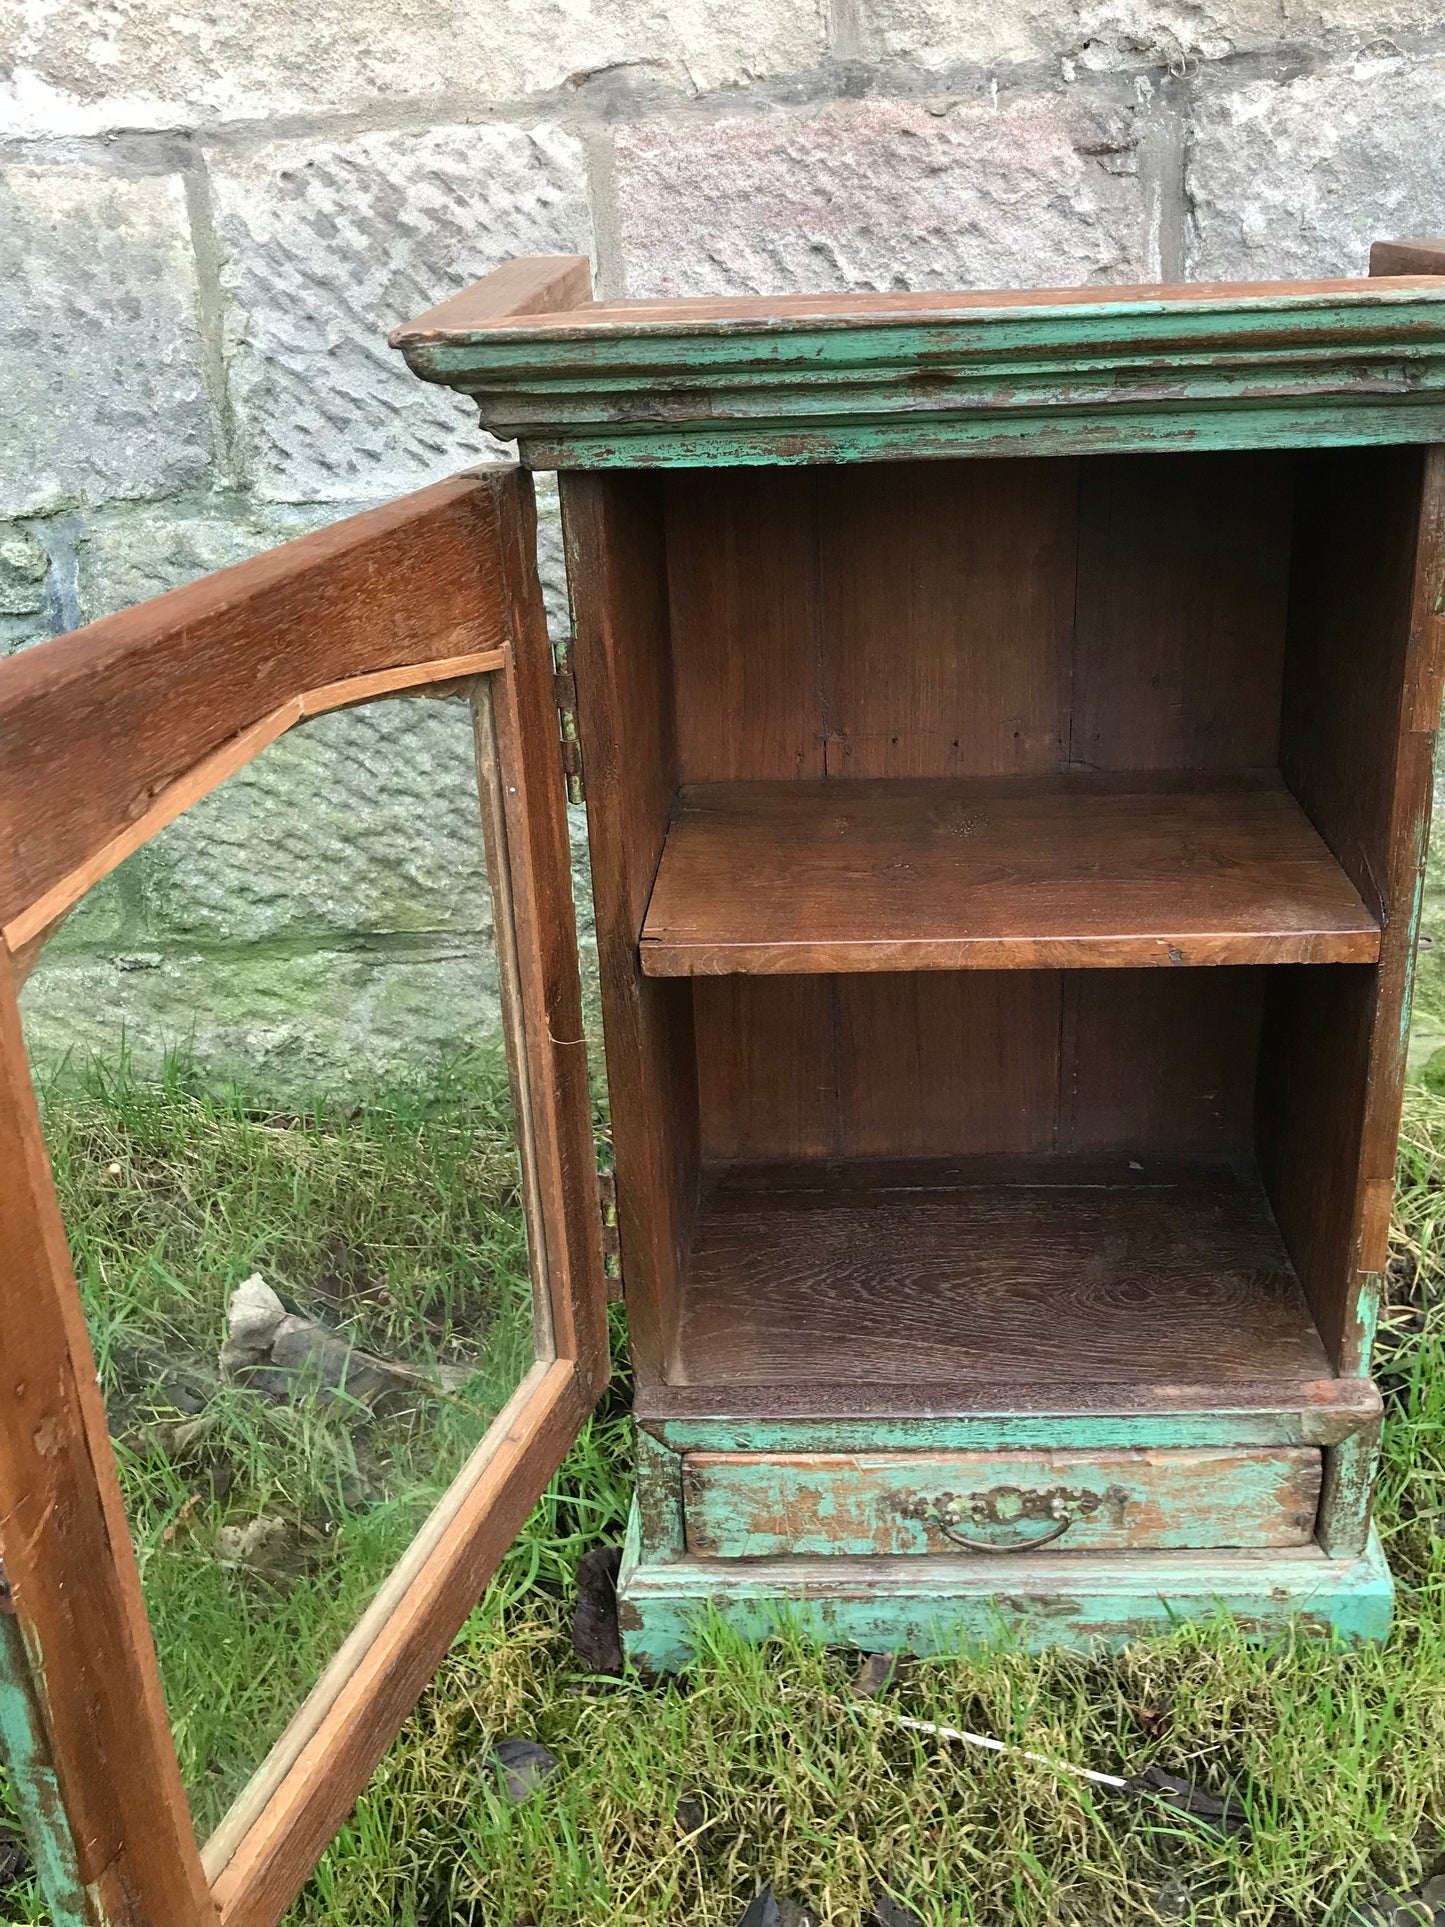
[394, 244, 1445, 1661]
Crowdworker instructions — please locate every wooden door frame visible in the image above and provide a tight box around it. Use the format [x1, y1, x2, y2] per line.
[0, 469, 607, 1926]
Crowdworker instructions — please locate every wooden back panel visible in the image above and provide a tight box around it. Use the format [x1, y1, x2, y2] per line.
[695, 970, 1266, 1163]
[663, 452, 1296, 1176]
[664, 453, 1296, 788]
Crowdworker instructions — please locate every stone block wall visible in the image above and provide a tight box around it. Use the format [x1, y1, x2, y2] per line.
[5, 3, 1445, 1092]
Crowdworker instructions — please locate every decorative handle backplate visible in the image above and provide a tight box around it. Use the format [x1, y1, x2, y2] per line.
[901, 1483, 1117, 1553]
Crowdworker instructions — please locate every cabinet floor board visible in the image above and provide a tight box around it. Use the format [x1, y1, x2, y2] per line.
[670, 1155, 1334, 1393]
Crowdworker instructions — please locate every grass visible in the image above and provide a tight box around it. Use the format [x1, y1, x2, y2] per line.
[20, 1048, 539, 1840]
[1, 1063, 1444, 1924]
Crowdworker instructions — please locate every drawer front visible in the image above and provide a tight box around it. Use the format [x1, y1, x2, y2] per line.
[681, 1448, 1321, 1558]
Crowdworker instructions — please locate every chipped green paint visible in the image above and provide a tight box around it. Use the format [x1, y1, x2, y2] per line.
[1349, 1272, 1385, 1383]
[633, 1426, 685, 1560]
[394, 285, 1445, 470]
[616, 1502, 1396, 1670]
[679, 1448, 1322, 1559]
[1317, 1421, 1384, 1560]
[0, 1611, 89, 1926]
[515, 404, 1445, 471]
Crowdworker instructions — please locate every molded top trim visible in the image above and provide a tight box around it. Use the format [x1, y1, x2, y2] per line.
[392, 269, 1445, 344]
[389, 257, 1445, 466]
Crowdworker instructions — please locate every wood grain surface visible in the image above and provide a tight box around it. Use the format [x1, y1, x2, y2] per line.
[670, 1157, 1333, 1391]
[387, 255, 591, 343]
[641, 774, 1378, 974]
[560, 473, 701, 1384]
[395, 263, 1445, 336]
[0, 946, 218, 1926]
[1260, 444, 1445, 1378]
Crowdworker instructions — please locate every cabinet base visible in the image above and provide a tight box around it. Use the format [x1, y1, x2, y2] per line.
[615, 1500, 1394, 1671]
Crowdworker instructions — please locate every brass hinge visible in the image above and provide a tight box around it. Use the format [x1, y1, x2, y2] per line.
[597, 1165, 622, 1300]
[553, 635, 583, 805]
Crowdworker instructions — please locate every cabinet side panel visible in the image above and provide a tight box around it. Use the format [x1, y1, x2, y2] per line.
[1072, 452, 1295, 772]
[1262, 445, 1445, 1370]
[561, 474, 698, 1384]
[818, 460, 1077, 778]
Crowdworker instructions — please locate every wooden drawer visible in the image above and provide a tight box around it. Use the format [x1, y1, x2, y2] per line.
[681, 1448, 1321, 1558]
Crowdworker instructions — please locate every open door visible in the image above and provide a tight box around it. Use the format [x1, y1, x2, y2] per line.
[0, 468, 610, 1926]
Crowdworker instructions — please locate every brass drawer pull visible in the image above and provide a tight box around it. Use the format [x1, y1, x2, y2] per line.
[902, 1483, 1114, 1553]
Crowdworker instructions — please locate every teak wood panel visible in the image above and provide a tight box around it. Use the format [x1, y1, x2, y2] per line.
[560, 473, 700, 1384]
[1070, 453, 1294, 770]
[1258, 444, 1445, 1373]
[695, 970, 1267, 1164]
[815, 461, 1077, 777]
[681, 1446, 1323, 1557]
[640, 775, 1378, 974]
[670, 1159, 1333, 1391]
[664, 455, 1296, 790]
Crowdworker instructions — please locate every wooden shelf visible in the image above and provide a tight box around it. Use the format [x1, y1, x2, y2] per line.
[639, 773, 1380, 976]
[668, 1156, 1335, 1397]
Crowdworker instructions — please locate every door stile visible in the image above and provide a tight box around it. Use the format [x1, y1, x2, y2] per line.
[0, 941, 219, 1926]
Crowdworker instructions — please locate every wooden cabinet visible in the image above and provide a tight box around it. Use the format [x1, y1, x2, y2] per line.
[393, 248, 1445, 1662]
[9, 249, 1445, 1927]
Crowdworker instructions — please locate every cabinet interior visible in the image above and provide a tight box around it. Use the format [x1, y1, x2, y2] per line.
[563, 445, 1426, 1413]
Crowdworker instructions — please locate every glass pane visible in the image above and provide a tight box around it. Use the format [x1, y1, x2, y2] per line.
[18, 683, 549, 1840]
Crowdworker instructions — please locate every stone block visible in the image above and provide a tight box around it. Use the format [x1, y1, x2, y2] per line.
[1187, 53, 1445, 281]
[8, 0, 827, 135]
[862, 0, 1444, 76]
[139, 697, 494, 948]
[0, 526, 48, 615]
[613, 98, 1150, 299]
[19, 940, 503, 1100]
[212, 125, 592, 502]
[0, 164, 213, 517]
[75, 507, 278, 623]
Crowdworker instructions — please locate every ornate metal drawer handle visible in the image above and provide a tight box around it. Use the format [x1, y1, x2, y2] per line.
[902, 1483, 1114, 1554]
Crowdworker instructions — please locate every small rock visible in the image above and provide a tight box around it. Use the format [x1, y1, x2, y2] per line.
[675, 1795, 705, 1834]
[1423, 1876, 1445, 1911]
[493, 1737, 558, 1804]
[735, 1890, 815, 1927]
[225, 1274, 287, 1353]
[737, 1891, 782, 1927]
[215, 1513, 300, 1582]
[851, 1651, 899, 1698]
[267, 1317, 397, 1403]
[570, 1545, 624, 1676]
